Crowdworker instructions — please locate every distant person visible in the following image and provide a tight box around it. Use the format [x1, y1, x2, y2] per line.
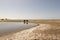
[26, 20, 28, 24]
[24, 20, 25, 24]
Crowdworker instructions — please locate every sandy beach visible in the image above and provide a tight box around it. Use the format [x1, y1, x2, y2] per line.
[0, 20, 60, 40]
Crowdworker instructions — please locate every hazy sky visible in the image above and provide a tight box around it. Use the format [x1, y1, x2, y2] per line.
[0, 0, 60, 19]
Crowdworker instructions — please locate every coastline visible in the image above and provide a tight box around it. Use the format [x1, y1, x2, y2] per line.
[0, 20, 60, 40]
[0, 24, 60, 40]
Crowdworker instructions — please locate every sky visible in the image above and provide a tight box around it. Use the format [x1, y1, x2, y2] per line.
[0, 0, 60, 19]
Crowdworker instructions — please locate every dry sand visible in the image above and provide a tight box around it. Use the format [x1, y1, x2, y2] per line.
[0, 24, 60, 40]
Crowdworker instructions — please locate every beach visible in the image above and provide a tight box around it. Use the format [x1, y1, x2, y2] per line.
[0, 20, 60, 40]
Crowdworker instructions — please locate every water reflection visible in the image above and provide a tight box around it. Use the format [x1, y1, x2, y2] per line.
[0, 22, 37, 35]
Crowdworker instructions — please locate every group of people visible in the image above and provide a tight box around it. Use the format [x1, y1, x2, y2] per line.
[24, 20, 28, 24]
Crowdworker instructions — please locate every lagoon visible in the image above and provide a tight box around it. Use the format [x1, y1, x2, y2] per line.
[0, 22, 37, 35]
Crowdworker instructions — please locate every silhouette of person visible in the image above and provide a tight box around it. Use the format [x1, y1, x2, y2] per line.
[26, 20, 28, 24]
[24, 20, 25, 24]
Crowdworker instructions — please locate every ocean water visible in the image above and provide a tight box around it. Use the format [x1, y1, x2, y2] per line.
[0, 22, 37, 35]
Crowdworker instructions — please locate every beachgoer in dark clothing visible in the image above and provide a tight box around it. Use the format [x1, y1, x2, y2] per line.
[24, 20, 25, 24]
[26, 20, 28, 24]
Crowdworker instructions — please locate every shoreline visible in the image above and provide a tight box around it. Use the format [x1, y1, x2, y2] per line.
[0, 22, 39, 36]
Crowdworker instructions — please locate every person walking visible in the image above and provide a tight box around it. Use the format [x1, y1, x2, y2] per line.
[26, 20, 28, 24]
[24, 20, 25, 24]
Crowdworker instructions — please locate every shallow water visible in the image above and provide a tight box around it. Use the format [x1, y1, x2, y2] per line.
[0, 22, 37, 35]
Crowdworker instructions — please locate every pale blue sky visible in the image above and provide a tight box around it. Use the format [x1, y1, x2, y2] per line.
[0, 0, 60, 19]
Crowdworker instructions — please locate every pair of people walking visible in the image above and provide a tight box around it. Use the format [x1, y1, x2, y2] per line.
[24, 20, 28, 24]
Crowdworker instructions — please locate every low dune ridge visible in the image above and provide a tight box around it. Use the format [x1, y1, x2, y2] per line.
[0, 24, 60, 40]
